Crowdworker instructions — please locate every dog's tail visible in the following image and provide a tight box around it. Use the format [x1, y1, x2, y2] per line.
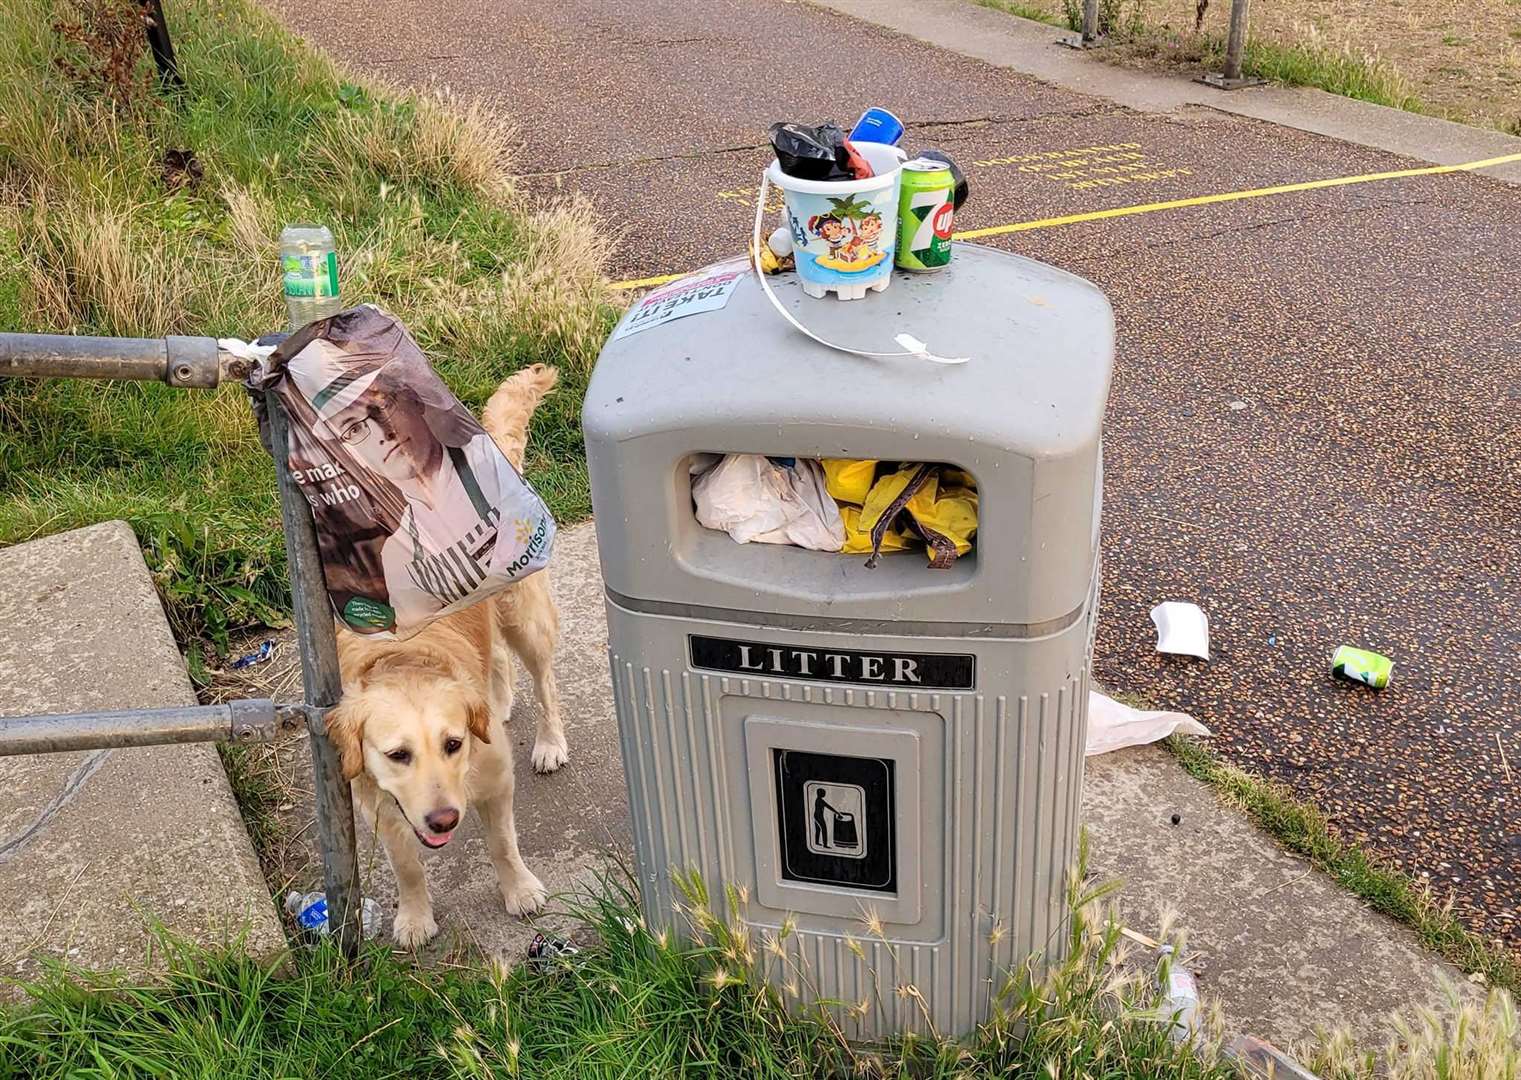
[483, 364, 558, 470]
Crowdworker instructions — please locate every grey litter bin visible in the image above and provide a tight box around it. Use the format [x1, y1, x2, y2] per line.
[583, 243, 1113, 1040]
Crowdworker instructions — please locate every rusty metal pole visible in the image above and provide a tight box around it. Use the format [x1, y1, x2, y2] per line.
[267, 393, 362, 956]
[1082, 0, 1101, 44]
[1058, 0, 1104, 49]
[0, 700, 302, 756]
[1222, 0, 1250, 81]
[0, 332, 219, 386]
[1200, 0, 1262, 88]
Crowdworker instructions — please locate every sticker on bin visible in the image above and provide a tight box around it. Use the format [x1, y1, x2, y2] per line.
[611, 259, 747, 340]
[689, 634, 975, 689]
[775, 749, 896, 892]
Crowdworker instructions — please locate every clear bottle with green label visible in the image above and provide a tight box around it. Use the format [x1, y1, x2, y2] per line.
[280, 223, 341, 329]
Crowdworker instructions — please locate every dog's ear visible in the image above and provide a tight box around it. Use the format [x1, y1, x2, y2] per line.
[324, 700, 366, 780]
[465, 695, 493, 745]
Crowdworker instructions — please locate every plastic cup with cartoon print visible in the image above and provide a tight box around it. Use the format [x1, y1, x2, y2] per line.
[767, 141, 906, 300]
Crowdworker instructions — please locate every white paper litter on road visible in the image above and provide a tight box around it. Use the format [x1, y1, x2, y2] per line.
[1086, 691, 1211, 756]
[1150, 601, 1210, 660]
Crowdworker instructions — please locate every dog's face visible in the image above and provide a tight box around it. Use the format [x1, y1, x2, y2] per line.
[328, 675, 491, 849]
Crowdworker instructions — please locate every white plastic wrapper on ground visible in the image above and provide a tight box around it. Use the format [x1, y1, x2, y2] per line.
[1086, 691, 1211, 757]
[692, 454, 845, 551]
[1150, 601, 1211, 660]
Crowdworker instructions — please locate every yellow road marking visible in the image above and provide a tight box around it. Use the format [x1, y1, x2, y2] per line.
[955, 151, 1521, 239]
[609, 151, 1521, 290]
[612, 270, 692, 290]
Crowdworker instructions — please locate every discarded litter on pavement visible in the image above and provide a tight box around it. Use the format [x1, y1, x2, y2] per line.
[229, 639, 275, 670]
[284, 889, 382, 940]
[1331, 644, 1394, 688]
[1086, 691, 1211, 756]
[1151, 601, 1211, 661]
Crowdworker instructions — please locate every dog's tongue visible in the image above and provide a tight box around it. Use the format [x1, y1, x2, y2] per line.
[420, 829, 453, 848]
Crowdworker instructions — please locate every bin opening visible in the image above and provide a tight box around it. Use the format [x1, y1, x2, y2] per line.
[689, 454, 978, 568]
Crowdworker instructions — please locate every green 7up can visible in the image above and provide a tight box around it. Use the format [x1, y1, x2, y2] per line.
[1331, 645, 1394, 688]
[895, 159, 956, 272]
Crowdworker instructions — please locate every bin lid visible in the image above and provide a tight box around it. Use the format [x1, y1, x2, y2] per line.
[586, 243, 1114, 461]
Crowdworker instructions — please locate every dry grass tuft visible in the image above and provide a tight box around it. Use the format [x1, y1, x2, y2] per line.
[412, 88, 518, 200]
[222, 182, 279, 263]
[319, 83, 516, 204]
[19, 194, 185, 336]
[1306, 976, 1520, 1078]
[414, 194, 616, 379]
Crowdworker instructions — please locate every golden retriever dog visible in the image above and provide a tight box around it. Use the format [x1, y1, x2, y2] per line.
[329, 364, 566, 947]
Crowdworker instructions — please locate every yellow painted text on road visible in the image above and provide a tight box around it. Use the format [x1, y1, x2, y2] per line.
[970, 141, 1193, 191]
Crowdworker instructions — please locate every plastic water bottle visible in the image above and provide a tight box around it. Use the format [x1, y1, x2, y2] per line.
[279, 224, 341, 329]
[1158, 945, 1201, 1042]
[284, 889, 382, 940]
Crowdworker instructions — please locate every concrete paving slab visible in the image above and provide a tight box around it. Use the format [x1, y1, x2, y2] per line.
[1085, 744, 1468, 1052]
[0, 522, 284, 991]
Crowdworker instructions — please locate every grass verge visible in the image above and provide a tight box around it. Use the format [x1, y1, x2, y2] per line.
[0, 856, 1243, 1080]
[971, 0, 1066, 28]
[1119, 23, 1421, 111]
[3, 842, 1517, 1075]
[984, 0, 1422, 114]
[1167, 735, 1521, 996]
[0, 0, 617, 657]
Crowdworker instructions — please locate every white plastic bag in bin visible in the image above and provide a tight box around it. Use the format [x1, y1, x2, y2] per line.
[248, 305, 555, 639]
[692, 454, 844, 551]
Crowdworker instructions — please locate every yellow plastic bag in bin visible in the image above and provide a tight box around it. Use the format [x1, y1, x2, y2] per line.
[840, 505, 912, 555]
[858, 464, 978, 568]
[822, 458, 878, 506]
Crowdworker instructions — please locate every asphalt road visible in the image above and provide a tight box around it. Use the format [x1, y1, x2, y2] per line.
[269, 0, 1521, 944]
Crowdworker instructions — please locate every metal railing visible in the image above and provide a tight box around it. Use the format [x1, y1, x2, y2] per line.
[0, 331, 364, 955]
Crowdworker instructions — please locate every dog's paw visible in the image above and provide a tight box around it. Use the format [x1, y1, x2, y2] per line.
[500, 872, 547, 917]
[392, 907, 439, 949]
[531, 735, 569, 774]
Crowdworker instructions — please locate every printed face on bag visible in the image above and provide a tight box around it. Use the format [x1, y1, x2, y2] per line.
[326, 388, 445, 487]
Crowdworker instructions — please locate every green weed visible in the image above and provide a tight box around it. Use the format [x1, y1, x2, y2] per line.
[0, 859, 1244, 1080]
[3, 853, 1515, 1076]
[1238, 34, 1422, 109]
[1168, 736, 1521, 996]
[970, 0, 1067, 26]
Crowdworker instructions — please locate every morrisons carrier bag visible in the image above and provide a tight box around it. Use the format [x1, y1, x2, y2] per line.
[248, 305, 555, 639]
